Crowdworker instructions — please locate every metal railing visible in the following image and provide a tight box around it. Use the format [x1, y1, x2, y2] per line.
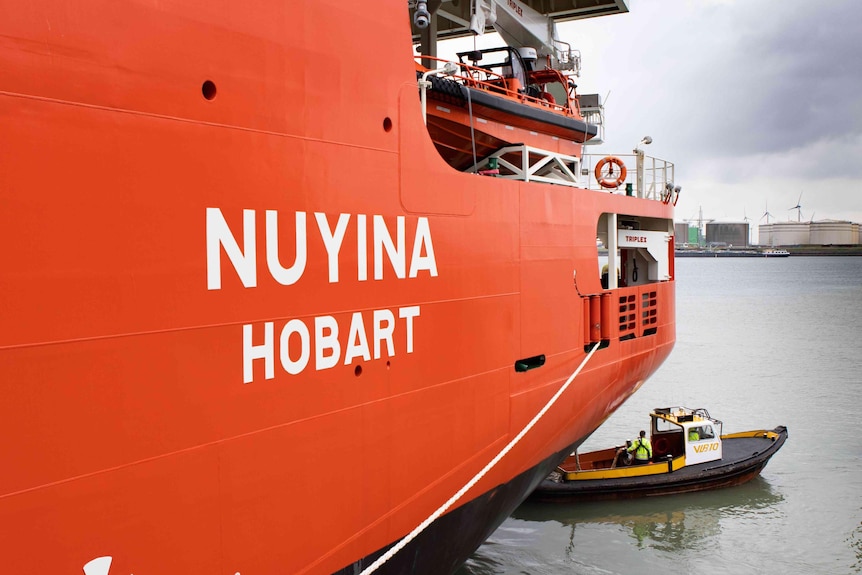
[415, 55, 580, 117]
[582, 152, 676, 201]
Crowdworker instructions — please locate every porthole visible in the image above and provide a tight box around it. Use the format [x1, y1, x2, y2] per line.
[202, 80, 217, 101]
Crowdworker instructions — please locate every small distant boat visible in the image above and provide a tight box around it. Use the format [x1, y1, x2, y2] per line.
[530, 406, 787, 502]
[674, 248, 791, 258]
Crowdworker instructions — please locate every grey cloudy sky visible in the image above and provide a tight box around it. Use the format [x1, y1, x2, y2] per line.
[440, 0, 862, 230]
[562, 0, 862, 227]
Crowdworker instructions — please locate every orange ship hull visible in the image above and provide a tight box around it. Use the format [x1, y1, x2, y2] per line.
[0, 1, 675, 574]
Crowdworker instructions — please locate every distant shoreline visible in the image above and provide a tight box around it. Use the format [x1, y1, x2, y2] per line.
[676, 246, 862, 257]
[782, 246, 862, 256]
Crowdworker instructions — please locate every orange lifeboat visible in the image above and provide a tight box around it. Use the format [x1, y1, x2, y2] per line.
[419, 46, 598, 170]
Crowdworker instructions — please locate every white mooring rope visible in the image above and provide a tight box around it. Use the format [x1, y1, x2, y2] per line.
[358, 342, 602, 574]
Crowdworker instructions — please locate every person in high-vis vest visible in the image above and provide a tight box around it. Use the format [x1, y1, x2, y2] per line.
[627, 430, 652, 464]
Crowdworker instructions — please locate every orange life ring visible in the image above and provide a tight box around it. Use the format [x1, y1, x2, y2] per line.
[594, 156, 627, 189]
[653, 436, 669, 456]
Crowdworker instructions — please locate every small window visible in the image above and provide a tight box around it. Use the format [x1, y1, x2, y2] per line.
[701, 425, 715, 439]
[655, 418, 676, 433]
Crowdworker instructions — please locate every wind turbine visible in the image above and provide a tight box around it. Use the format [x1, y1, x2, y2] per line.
[758, 201, 774, 247]
[789, 191, 803, 222]
[760, 201, 773, 224]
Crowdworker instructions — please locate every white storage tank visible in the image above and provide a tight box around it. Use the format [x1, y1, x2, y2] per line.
[763, 222, 810, 246]
[810, 220, 860, 245]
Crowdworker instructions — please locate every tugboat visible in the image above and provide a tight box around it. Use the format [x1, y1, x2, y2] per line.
[531, 407, 788, 502]
[0, 1, 679, 574]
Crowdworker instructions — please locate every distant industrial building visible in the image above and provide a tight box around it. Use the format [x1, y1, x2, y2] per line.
[758, 220, 861, 246]
[674, 223, 701, 246]
[705, 222, 750, 247]
[674, 223, 692, 246]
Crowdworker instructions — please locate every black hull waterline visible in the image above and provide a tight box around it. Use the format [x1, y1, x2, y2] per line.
[333, 437, 587, 575]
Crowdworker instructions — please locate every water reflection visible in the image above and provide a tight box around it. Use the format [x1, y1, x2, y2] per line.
[459, 478, 784, 575]
[520, 477, 783, 553]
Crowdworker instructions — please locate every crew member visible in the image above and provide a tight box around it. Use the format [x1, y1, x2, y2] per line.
[689, 427, 700, 441]
[627, 430, 652, 464]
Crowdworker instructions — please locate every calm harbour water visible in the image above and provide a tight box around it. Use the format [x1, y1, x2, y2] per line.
[458, 256, 862, 575]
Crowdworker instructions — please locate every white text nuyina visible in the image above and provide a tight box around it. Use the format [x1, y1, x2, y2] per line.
[206, 208, 438, 383]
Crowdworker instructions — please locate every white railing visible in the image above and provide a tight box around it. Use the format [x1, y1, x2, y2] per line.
[582, 152, 676, 201]
[467, 144, 581, 187]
